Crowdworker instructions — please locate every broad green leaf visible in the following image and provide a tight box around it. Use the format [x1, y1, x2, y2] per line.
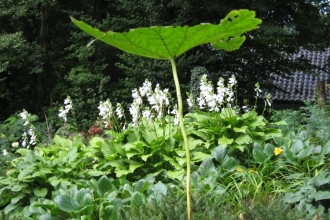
[131, 192, 147, 207]
[71, 10, 261, 60]
[191, 152, 212, 162]
[53, 135, 72, 148]
[197, 158, 215, 176]
[188, 137, 204, 150]
[283, 146, 297, 165]
[63, 147, 78, 163]
[314, 191, 330, 201]
[101, 140, 116, 156]
[235, 134, 252, 145]
[264, 143, 275, 156]
[134, 179, 149, 193]
[18, 164, 36, 180]
[167, 169, 185, 180]
[101, 205, 117, 220]
[10, 195, 23, 204]
[16, 148, 30, 156]
[115, 169, 130, 178]
[214, 146, 227, 163]
[39, 214, 63, 220]
[33, 188, 48, 197]
[252, 148, 266, 164]
[233, 126, 248, 133]
[54, 195, 81, 212]
[222, 157, 237, 170]
[97, 176, 112, 197]
[129, 163, 144, 173]
[11, 184, 25, 192]
[291, 139, 303, 155]
[314, 175, 330, 187]
[218, 136, 234, 146]
[321, 140, 330, 156]
[87, 170, 105, 177]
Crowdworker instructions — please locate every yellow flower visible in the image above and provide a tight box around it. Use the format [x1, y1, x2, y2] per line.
[274, 147, 283, 156]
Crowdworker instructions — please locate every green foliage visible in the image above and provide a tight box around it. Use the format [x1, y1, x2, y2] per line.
[185, 109, 283, 154]
[271, 101, 330, 144]
[240, 196, 312, 220]
[71, 10, 261, 60]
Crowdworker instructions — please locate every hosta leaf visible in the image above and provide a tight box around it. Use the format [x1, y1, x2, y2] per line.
[188, 137, 204, 150]
[39, 214, 63, 220]
[54, 195, 81, 212]
[129, 163, 144, 173]
[264, 143, 275, 156]
[101, 205, 117, 220]
[235, 134, 252, 145]
[167, 169, 185, 180]
[214, 146, 227, 163]
[33, 188, 48, 197]
[291, 139, 303, 155]
[71, 10, 261, 60]
[314, 191, 330, 201]
[131, 192, 147, 207]
[314, 175, 330, 187]
[218, 136, 234, 146]
[197, 158, 215, 176]
[134, 179, 149, 193]
[97, 176, 112, 197]
[87, 170, 105, 177]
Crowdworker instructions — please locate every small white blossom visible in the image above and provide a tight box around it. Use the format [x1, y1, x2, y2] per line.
[12, 142, 19, 148]
[139, 79, 152, 97]
[2, 149, 8, 156]
[129, 102, 140, 126]
[115, 103, 124, 119]
[171, 106, 179, 125]
[98, 99, 113, 120]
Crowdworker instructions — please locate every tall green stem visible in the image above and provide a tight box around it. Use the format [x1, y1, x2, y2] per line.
[170, 58, 191, 220]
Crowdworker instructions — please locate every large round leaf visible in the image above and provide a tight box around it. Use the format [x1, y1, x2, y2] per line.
[71, 10, 261, 60]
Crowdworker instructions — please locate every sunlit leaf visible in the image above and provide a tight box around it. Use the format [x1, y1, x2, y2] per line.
[71, 10, 261, 60]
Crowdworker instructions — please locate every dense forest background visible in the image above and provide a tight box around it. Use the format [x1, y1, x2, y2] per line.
[1, 0, 330, 130]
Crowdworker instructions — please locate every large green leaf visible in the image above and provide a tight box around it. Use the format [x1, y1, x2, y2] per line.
[97, 176, 112, 197]
[53, 195, 81, 213]
[71, 10, 261, 60]
[131, 192, 148, 207]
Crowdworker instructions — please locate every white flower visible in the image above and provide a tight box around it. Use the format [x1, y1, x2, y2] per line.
[58, 96, 73, 122]
[20, 109, 29, 121]
[139, 79, 152, 97]
[98, 99, 113, 120]
[129, 102, 140, 126]
[142, 108, 153, 120]
[171, 106, 179, 125]
[12, 142, 19, 148]
[58, 107, 68, 122]
[132, 89, 142, 105]
[228, 75, 237, 87]
[2, 149, 8, 156]
[115, 103, 124, 119]
[254, 82, 262, 97]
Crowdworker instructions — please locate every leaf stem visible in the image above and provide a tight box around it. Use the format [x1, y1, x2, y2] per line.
[170, 58, 192, 220]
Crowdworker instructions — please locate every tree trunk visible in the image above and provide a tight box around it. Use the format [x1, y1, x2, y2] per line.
[37, 4, 48, 108]
[93, 0, 105, 21]
[317, 80, 326, 109]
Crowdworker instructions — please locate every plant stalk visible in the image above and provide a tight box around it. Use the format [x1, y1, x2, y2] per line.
[170, 58, 192, 220]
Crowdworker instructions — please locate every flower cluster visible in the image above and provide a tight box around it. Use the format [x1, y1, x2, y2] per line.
[98, 99, 125, 129]
[188, 74, 237, 112]
[20, 109, 37, 148]
[58, 96, 73, 122]
[129, 79, 176, 126]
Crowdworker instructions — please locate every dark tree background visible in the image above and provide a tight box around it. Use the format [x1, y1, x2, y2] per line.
[1, 0, 329, 130]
